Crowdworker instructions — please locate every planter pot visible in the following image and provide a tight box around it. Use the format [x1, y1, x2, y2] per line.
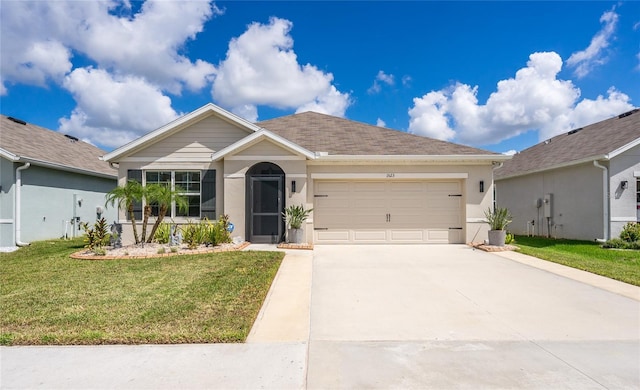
[287, 228, 304, 244]
[488, 230, 507, 246]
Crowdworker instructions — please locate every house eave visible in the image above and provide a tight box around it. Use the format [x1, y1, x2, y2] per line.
[495, 154, 609, 181]
[8, 156, 117, 179]
[309, 154, 510, 165]
[606, 137, 640, 159]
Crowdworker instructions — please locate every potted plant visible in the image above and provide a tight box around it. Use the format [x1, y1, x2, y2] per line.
[484, 207, 512, 246]
[282, 204, 313, 244]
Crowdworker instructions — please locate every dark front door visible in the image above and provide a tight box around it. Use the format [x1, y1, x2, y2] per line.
[249, 176, 283, 243]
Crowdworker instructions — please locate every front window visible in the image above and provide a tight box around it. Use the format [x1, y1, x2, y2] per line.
[144, 171, 200, 218]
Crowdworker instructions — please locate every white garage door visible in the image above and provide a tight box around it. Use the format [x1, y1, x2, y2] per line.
[313, 180, 464, 244]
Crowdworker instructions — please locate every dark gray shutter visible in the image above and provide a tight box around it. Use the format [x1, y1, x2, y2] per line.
[201, 170, 216, 220]
[127, 169, 142, 221]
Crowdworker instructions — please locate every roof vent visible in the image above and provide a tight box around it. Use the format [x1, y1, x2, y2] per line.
[7, 116, 27, 125]
[567, 128, 582, 135]
[64, 134, 79, 142]
[544, 139, 550, 145]
[618, 109, 638, 119]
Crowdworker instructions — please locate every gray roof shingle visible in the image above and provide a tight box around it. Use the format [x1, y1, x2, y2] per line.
[495, 109, 640, 179]
[0, 115, 116, 177]
[258, 111, 498, 156]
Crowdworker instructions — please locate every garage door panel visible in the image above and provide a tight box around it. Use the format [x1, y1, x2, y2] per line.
[314, 180, 464, 244]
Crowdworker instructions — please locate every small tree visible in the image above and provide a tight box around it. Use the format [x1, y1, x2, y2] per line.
[105, 180, 143, 244]
[146, 185, 188, 243]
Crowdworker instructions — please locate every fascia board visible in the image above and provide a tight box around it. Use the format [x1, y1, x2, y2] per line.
[102, 103, 262, 162]
[0, 148, 19, 161]
[606, 137, 640, 159]
[313, 154, 511, 162]
[16, 156, 117, 179]
[211, 129, 315, 161]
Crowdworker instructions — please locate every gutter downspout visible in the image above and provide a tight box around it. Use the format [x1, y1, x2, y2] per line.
[15, 162, 31, 246]
[593, 160, 609, 242]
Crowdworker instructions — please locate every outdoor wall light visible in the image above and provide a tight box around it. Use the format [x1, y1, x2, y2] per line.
[479, 180, 485, 193]
[291, 180, 297, 193]
[621, 180, 628, 189]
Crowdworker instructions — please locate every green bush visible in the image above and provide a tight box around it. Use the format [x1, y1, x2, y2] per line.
[505, 232, 515, 245]
[602, 238, 640, 250]
[81, 218, 110, 251]
[620, 222, 640, 242]
[182, 220, 207, 249]
[153, 221, 172, 244]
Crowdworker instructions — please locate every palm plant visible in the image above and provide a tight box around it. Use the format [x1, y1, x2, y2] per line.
[282, 204, 313, 229]
[146, 185, 188, 243]
[484, 207, 512, 231]
[105, 180, 143, 244]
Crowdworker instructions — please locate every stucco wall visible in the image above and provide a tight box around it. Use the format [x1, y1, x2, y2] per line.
[18, 165, 117, 243]
[610, 144, 640, 238]
[496, 162, 604, 240]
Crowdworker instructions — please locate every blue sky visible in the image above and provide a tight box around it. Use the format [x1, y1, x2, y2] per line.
[1, 1, 639, 154]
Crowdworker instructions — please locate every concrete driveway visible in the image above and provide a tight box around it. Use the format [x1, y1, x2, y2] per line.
[307, 245, 640, 389]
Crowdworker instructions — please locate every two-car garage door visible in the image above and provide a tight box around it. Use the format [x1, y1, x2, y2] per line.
[313, 180, 464, 244]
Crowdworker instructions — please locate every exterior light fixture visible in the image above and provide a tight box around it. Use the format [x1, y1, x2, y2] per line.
[621, 180, 628, 189]
[479, 180, 484, 193]
[292, 180, 297, 193]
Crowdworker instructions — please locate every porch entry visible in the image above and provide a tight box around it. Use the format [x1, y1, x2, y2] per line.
[246, 162, 285, 243]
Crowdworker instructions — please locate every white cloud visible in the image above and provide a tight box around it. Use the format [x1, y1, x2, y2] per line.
[401, 75, 412, 87]
[211, 17, 350, 121]
[368, 70, 395, 94]
[0, 0, 218, 95]
[376, 118, 386, 127]
[59, 68, 180, 148]
[408, 51, 634, 145]
[567, 8, 618, 78]
[503, 150, 517, 156]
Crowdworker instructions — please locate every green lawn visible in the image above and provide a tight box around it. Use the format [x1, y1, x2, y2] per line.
[514, 236, 640, 286]
[0, 238, 284, 345]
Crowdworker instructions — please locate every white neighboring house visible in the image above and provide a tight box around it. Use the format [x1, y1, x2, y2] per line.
[495, 109, 640, 241]
[0, 115, 117, 250]
[102, 103, 510, 245]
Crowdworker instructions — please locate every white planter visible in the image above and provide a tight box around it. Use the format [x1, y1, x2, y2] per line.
[287, 228, 304, 244]
[488, 230, 506, 246]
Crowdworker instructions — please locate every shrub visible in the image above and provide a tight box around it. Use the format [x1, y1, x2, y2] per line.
[505, 232, 515, 245]
[205, 215, 232, 246]
[182, 220, 206, 249]
[81, 218, 110, 251]
[602, 238, 640, 250]
[620, 222, 640, 243]
[157, 247, 166, 254]
[153, 221, 172, 244]
[484, 207, 512, 231]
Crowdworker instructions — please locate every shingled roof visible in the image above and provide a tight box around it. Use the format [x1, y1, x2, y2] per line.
[258, 111, 497, 156]
[495, 109, 640, 180]
[0, 115, 116, 177]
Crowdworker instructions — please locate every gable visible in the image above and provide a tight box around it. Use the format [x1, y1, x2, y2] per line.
[126, 115, 251, 161]
[233, 139, 300, 158]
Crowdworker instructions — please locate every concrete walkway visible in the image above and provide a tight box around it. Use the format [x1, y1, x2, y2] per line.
[2, 245, 639, 389]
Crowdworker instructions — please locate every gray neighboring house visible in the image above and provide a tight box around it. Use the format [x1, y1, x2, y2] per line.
[0, 115, 117, 250]
[495, 109, 640, 241]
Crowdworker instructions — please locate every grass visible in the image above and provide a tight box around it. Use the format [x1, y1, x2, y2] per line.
[514, 236, 640, 286]
[0, 238, 284, 346]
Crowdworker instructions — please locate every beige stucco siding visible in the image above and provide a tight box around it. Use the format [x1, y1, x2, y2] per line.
[610, 144, 640, 238]
[129, 115, 250, 159]
[496, 162, 604, 240]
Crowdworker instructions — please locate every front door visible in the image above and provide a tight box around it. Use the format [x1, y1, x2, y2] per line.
[249, 176, 283, 243]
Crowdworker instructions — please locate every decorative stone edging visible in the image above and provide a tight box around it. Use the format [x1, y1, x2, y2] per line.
[277, 243, 314, 250]
[70, 242, 251, 260]
[469, 242, 519, 252]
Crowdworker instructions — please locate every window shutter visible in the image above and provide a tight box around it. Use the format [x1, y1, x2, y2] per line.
[127, 169, 142, 221]
[201, 170, 216, 220]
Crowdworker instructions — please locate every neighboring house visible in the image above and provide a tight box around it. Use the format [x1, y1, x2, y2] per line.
[102, 103, 509, 245]
[0, 115, 117, 249]
[495, 109, 640, 241]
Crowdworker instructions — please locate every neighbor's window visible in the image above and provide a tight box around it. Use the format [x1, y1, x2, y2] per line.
[637, 179, 640, 203]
